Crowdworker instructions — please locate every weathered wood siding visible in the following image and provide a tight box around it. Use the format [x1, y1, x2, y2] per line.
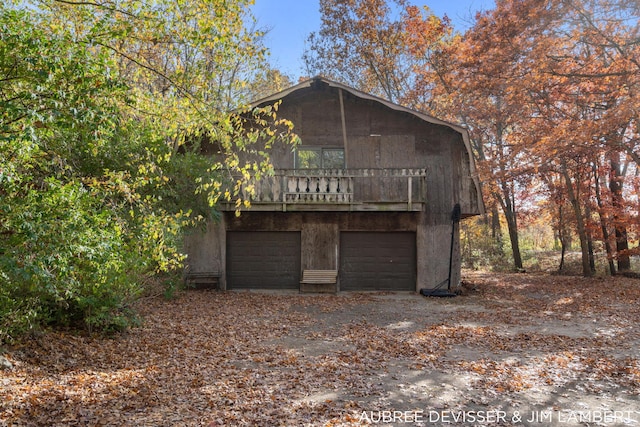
[250, 82, 479, 219]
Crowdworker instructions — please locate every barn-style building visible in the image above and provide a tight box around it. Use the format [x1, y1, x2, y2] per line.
[184, 77, 483, 292]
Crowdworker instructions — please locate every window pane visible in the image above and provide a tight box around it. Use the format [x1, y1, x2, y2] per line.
[297, 149, 321, 168]
[323, 149, 344, 168]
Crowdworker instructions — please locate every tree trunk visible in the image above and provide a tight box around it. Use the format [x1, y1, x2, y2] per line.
[558, 205, 567, 272]
[491, 207, 502, 241]
[609, 152, 631, 271]
[584, 202, 597, 273]
[497, 187, 523, 270]
[587, 237, 596, 273]
[494, 117, 523, 271]
[561, 163, 593, 277]
[593, 163, 616, 275]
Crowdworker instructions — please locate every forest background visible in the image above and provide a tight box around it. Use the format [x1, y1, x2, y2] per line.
[1, 0, 638, 342]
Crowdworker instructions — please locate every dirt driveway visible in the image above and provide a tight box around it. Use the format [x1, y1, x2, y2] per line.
[1, 272, 640, 426]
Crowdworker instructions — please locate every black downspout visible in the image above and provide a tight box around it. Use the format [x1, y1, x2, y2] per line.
[447, 204, 462, 291]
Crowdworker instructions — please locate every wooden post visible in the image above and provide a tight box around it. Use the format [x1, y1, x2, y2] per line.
[408, 176, 412, 211]
[339, 89, 349, 168]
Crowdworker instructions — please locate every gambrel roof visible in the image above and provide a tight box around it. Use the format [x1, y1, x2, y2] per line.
[252, 76, 465, 133]
[251, 76, 485, 215]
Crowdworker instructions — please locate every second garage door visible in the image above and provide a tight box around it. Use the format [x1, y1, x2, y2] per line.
[340, 232, 416, 291]
[227, 231, 301, 289]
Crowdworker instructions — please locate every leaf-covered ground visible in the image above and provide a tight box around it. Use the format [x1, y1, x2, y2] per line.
[2, 273, 640, 426]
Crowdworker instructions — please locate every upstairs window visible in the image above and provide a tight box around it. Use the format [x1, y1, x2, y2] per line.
[296, 148, 345, 169]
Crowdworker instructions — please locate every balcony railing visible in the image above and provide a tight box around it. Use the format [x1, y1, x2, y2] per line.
[228, 168, 427, 212]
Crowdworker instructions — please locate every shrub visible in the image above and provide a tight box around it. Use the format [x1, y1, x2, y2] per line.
[0, 180, 145, 341]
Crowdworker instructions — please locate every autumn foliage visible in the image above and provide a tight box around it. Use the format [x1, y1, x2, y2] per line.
[305, 0, 640, 276]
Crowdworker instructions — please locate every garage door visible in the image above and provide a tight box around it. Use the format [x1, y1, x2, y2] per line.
[227, 232, 301, 289]
[340, 232, 416, 291]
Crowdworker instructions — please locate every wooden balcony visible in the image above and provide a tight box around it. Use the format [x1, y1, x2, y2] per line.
[224, 168, 427, 212]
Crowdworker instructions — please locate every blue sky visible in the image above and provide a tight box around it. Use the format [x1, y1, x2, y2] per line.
[251, 0, 496, 79]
